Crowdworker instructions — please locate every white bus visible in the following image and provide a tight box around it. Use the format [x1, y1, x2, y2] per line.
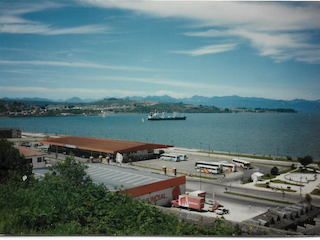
[195, 161, 223, 173]
[232, 159, 251, 169]
[222, 163, 237, 172]
[178, 154, 188, 160]
[196, 164, 221, 174]
[160, 154, 181, 162]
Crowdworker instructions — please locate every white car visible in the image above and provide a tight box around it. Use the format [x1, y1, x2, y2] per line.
[216, 208, 229, 215]
[215, 209, 224, 215]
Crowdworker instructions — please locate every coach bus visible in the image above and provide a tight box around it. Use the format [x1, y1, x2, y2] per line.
[222, 162, 237, 172]
[160, 154, 181, 162]
[232, 159, 251, 169]
[178, 154, 188, 160]
[195, 161, 223, 173]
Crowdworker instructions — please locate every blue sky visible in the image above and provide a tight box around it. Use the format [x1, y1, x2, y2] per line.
[0, 1, 319, 101]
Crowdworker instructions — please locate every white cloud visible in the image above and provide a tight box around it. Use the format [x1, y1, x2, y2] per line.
[0, 60, 157, 72]
[0, 22, 109, 35]
[171, 43, 237, 56]
[82, 1, 320, 64]
[0, 2, 108, 35]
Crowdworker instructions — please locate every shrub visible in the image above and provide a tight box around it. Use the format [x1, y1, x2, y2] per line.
[298, 155, 313, 169]
[270, 166, 279, 176]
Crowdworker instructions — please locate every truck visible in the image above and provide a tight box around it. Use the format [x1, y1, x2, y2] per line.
[171, 194, 205, 211]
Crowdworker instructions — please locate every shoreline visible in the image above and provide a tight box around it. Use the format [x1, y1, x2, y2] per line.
[17, 131, 319, 163]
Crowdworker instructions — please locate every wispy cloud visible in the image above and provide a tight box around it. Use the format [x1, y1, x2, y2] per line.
[0, 60, 157, 72]
[0, 2, 108, 35]
[171, 43, 237, 56]
[82, 1, 320, 64]
[0, 23, 109, 35]
[0, 86, 147, 98]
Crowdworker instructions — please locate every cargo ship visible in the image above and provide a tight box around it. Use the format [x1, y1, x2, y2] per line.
[148, 111, 186, 121]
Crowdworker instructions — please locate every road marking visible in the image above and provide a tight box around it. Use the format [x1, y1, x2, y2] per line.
[104, 172, 124, 179]
[122, 175, 142, 182]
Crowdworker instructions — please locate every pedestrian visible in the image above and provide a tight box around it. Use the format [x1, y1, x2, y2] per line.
[249, 204, 251, 209]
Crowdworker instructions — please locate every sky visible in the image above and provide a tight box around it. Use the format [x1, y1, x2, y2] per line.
[0, 1, 320, 101]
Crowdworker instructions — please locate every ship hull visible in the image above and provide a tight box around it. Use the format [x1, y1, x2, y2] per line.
[148, 116, 186, 121]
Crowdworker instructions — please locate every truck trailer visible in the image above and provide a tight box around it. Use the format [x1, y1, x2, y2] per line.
[171, 194, 205, 211]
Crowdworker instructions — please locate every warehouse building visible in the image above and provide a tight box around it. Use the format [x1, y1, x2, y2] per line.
[39, 136, 173, 162]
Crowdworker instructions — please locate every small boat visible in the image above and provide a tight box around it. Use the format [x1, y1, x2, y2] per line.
[148, 111, 186, 121]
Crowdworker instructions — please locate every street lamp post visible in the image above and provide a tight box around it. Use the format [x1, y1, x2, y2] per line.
[200, 170, 202, 190]
[300, 177, 302, 200]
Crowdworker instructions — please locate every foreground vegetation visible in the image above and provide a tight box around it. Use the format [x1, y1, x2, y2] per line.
[0, 138, 241, 235]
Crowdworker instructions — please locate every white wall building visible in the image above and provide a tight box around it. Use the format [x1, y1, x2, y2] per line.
[16, 146, 46, 169]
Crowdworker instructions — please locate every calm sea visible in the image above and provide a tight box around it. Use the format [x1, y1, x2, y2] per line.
[1, 113, 319, 160]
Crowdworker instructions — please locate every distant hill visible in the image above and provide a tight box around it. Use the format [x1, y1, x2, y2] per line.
[1, 97, 98, 103]
[129, 95, 320, 113]
[2, 95, 319, 112]
[1, 97, 54, 102]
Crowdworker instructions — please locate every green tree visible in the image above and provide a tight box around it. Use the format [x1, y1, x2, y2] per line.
[53, 152, 92, 187]
[270, 166, 279, 176]
[0, 137, 32, 183]
[298, 155, 313, 169]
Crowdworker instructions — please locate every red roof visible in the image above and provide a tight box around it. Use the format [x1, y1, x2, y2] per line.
[39, 136, 173, 154]
[16, 146, 46, 157]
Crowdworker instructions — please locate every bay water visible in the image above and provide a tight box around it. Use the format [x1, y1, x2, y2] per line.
[1, 113, 319, 160]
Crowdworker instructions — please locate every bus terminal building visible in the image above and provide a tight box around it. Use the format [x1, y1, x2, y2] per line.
[39, 136, 173, 163]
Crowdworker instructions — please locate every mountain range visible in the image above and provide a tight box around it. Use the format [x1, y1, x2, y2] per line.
[129, 95, 320, 113]
[1, 95, 319, 113]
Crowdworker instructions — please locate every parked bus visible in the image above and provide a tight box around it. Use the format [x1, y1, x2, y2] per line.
[195, 161, 223, 173]
[232, 159, 251, 169]
[160, 154, 180, 162]
[195, 164, 221, 174]
[222, 162, 237, 172]
[178, 154, 188, 160]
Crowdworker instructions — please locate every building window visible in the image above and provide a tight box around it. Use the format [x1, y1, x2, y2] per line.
[26, 158, 32, 164]
[37, 157, 42, 162]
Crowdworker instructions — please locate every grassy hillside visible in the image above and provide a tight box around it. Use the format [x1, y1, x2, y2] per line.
[93, 98, 227, 113]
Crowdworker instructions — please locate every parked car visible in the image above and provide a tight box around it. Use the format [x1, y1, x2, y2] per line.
[207, 202, 224, 212]
[216, 208, 229, 215]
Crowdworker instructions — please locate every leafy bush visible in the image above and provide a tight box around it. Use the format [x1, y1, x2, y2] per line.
[298, 155, 313, 169]
[0, 138, 32, 184]
[270, 167, 279, 176]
